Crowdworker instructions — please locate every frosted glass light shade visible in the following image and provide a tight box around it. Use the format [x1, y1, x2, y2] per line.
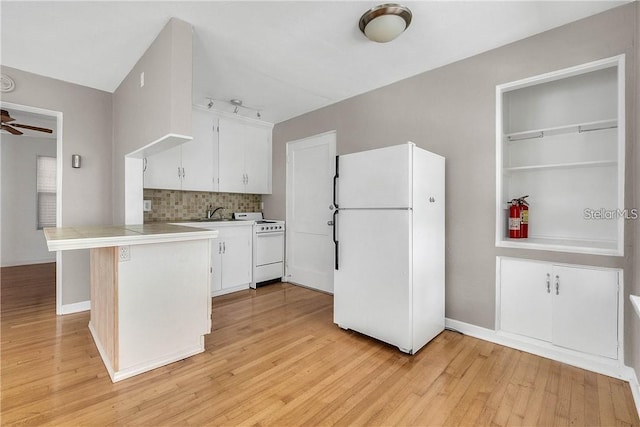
[359, 4, 412, 43]
[364, 14, 407, 43]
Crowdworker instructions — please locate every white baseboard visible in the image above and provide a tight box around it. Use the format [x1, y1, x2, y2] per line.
[445, 318, 627, 380]
[90, 321, 205, 383]
[61, 300, 90, 314]
[625, 366, 640, 420]
[211, 283, 250, 297]
[445, 318, 640, 419]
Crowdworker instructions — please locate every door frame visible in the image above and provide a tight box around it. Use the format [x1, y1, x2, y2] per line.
[2, 101, 64, 314]
[284, 130, 336, 291]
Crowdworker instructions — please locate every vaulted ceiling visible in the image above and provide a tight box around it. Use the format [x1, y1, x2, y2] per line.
[1, 1, 628, 123]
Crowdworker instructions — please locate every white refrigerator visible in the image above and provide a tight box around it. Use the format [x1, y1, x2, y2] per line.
[333, 142, 445, 354]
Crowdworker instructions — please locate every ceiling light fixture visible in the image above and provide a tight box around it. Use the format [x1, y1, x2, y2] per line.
[206, 97, 263, 119]
[359, 3, 412, 43]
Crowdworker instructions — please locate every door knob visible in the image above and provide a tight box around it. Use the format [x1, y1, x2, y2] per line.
[329, 205, 334, 210]
[327, 220, 334, 226]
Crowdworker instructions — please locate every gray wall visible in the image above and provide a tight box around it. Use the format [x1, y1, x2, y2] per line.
[266, 4, 638, 366]
[0, 66, 113, 305]
[1, 135, 57, 266]
[112, 18, 193, 224]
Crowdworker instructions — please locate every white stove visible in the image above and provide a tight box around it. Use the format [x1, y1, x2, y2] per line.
[233, 212, 285, 288]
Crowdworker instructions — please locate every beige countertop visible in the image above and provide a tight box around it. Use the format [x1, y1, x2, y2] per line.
[44, 223, 218, 251]
[174, 220, 254, 229]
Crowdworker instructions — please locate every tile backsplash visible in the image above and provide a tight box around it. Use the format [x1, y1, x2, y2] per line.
[143, 189, 261, 223]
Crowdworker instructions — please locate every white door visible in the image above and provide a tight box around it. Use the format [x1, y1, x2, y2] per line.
[220, 229, 252, 290]
[144, 145, 181, 190]
[552, 265, 618, 359]
[218, 117, 246, 193]
[286, 131, 336, 293]
[499, 258, 552, 342]
[244, 124, 271, 194]
[338, 143, 412, 209]
[182, 109, 217, 192]
[334, 209, 412, 351]
[211, 239, 222, 295]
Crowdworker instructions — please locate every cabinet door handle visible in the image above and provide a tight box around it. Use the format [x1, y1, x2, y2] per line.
[555, 275, 560, 295]
[178, 166, 181, 178]
[223, 241, 226, 254]
[546, 273, 551, 293]
[218, 242, 222, 254]
[182, 167, 185, 178]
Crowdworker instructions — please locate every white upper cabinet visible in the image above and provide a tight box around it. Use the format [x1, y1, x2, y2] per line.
[218, 118, 246, 193]
[143, 108, 272, 194]
[218, 116, 272, 194]
[496, 55, 625, 255]
[144, 108, 218, 191]
[144, 145, 182, 190]
[182, 109, 218, 192]
[243, 123, 272, 194]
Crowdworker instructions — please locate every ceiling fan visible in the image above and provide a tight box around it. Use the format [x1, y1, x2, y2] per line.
[1, 109, 53, 136]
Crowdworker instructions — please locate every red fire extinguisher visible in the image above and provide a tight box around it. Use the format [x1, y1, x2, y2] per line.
[509, 199, 521, 238]
[519, 195, 529, 238]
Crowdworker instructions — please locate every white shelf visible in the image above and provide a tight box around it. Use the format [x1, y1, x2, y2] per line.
[505, 119, 617, 142]
[497, 236, 620, 256]
[496, 55, 624, 256]
[505, 160, 616, 172]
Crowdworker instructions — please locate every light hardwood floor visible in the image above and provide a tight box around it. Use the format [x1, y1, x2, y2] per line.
[2, 263, 639, 426]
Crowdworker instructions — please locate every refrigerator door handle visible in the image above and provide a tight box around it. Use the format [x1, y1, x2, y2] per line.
[333, 210, 339, 270]
[333, 155, 339, 209]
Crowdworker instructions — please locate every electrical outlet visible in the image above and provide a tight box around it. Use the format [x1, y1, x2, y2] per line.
[143, 200, 152, 212]
[140, 71, 145, 87]
[119, 246, 130, 262]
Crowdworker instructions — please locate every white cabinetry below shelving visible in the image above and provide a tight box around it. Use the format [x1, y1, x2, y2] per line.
[496, 55, 625, 255]
[498, 257, 621, 361]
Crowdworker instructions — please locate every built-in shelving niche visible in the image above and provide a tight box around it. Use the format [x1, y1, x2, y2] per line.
[496, 55, 625, 256]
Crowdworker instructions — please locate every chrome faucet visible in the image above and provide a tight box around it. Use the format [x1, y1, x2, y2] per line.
[207, 206, 225, 219]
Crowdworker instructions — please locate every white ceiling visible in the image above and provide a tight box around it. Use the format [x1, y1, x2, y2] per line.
[0, 1, 628, 124]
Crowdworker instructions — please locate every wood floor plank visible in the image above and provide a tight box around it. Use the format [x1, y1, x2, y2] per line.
[2, 264, 639, 426]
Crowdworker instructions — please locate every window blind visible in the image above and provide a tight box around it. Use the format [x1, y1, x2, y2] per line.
[37, 156, 56, 228]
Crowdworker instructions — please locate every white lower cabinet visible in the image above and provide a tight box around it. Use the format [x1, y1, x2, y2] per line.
[211, 226, 252, 296]
[499, 257, 619, 360]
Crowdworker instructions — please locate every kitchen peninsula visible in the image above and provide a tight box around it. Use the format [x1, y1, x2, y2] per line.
[44, 223, 217, 382]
